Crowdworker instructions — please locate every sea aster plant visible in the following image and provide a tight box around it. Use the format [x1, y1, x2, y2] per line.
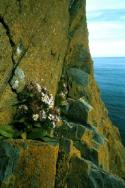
[13, 82, 61, 139]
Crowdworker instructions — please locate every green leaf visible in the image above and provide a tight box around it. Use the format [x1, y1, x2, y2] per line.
[42, 136, 59, 145]
[0, 125, 15, 138]
[21, 132, 27, 139]
[28, 128, 48, 140]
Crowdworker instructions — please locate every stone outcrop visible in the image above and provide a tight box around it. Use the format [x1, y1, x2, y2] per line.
[0, 0, 125, 187]
[0, 140, 59, 188]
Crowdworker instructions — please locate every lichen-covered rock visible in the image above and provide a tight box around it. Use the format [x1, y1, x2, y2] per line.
[10, 67, 25, 93]
[0, 86, 17, 125]
[66, 157, 125, 188]
[0, 0, 125, 186]
[55, 121, 93, 142]
[0, 0, 69, 97]
[67, 68, 91, 99]
[0, 139, 59, 188]
[67, 98, 93, 123]
[0, 0, 70, 125]
[0, 22, 13, 95]
[55, 121, 109, 172]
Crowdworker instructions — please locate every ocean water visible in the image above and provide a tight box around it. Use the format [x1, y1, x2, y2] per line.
[94, 57, 125, 144]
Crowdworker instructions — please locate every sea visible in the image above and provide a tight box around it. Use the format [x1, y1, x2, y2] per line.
[94, 57, 125, 144]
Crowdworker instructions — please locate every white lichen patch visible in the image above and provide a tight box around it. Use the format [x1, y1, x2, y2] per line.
[16, 42, 25, 56]
[10, 67, 25, 92]
[11, 80, 19, 90]
[16, 46, 22, 55]
[79, 97, 93, 112]
[15, 67, 25, 80]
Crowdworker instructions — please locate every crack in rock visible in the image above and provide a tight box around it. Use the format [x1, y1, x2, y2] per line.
[0, 16, 27, 94]
[0, 16, 15, 48]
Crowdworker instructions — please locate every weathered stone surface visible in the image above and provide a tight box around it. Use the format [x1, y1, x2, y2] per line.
[10, 67, 25, 93]
[65, 0, 93, 74]
[0, 0, 125, 186]
[55, 121, 109, 172]
[55, 121, 93, 142]
[67, 98, 93, 123]
[0, 22, 13, 95]
[0, 0, 69, 97]
[67, 68, 91, 99]
[0, 0, 70, 125]
[0, 139, 59, 188]
[66, 157, 125, 188]
[0, 85, 17, 125]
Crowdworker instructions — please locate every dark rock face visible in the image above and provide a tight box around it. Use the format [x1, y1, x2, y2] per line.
[67, 98, 93, 123]
[67, 68, 91, 99]
[67, 157, 125, 188]
[0, 0, 125, 187]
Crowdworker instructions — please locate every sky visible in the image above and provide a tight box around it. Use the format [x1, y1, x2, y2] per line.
[86, 0, 125, 57]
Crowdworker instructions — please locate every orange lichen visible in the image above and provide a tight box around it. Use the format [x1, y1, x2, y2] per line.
[10, 140, 59, 188]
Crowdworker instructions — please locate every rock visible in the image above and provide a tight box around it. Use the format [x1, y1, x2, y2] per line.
[0, 85, 17, 125]
[10, 67, 26, 93]
[0, 22, 13, 95]
[0, 0, 69, 97]
[55, 121, 93, 142]
[66, 0, 93, 74]
[0, 139, 59, 188]
[66, 45, 92, 71]
[67, 98, 93, 124]
[67, 68, 91, 99]
[55, 121, 109, 172]
[59, 138, 81, 158]
[66, 157, 125, 188]
[0, 0, 125, 185]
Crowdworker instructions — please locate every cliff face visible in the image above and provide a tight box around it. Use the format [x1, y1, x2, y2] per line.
[0, 0, 125, 187]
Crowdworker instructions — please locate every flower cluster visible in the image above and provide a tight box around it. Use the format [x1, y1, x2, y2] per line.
[14, 82, 61, 132]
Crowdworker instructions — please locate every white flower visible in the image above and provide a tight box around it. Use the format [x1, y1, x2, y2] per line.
[40, 110, 47, 120]
[48, 94, 54, 108]
[19, 105, 28, 111]
[41, 95, 49, 104]
[36, 83, 41, 92]
[32, 114, 39, 121]
[55, 116, 61, 122]
[41, 92, 45, 97]
[48, 114, 55, 121]
[41, 93, 54, 108]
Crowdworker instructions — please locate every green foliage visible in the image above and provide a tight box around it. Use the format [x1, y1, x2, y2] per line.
[28, 128, 48, 140]
[0, 125, 16, 139]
